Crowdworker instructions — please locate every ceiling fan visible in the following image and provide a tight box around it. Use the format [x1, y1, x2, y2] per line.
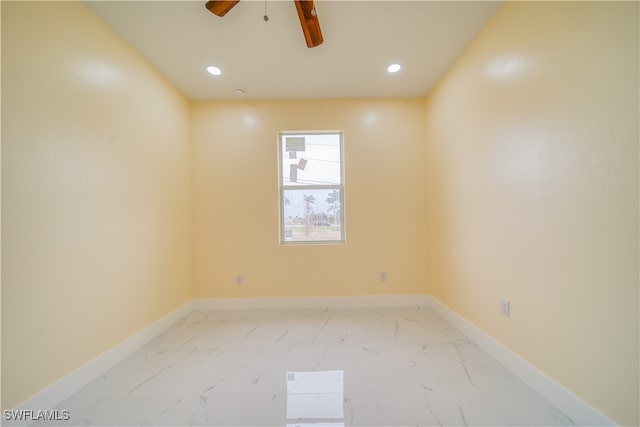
[205, 0, 324, 48]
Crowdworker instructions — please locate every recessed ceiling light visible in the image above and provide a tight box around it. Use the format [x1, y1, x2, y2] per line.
[206, 65, 222, 76]
[387, 63, 402, 73]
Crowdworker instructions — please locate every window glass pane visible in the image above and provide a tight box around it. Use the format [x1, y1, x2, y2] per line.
[282, 188, 342, 242]
[281, 133, 341, 186]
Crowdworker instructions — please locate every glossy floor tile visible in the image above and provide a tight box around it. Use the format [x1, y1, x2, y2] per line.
[32, 307, 574, 426]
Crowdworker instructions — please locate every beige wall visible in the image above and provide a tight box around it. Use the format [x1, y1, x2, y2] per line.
[192, 99, 427, 298]
[1, 2, 193, 408]
[424, 2, 639, 425]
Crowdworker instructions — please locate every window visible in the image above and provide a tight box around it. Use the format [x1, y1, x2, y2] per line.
[278, 131, 344, 244]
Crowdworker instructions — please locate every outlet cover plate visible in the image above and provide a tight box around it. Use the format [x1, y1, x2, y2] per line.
[500, 299, 510, 318]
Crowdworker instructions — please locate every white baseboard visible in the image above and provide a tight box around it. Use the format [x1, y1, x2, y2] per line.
[193, 294, 432, 310]
[10, 300, 194, 424]
[427, 296, 615, 426]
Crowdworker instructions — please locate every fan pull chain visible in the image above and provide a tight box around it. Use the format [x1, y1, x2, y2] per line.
[263, 0, 269, 22]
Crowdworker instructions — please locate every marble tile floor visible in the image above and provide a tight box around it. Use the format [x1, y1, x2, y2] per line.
[30, 306, 575, 426]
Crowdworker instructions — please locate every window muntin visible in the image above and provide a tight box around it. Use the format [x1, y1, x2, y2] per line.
[279, 132, 344, 244]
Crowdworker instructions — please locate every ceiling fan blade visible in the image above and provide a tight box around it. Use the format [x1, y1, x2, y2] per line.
[205, 0, 240, 17]
[294, 0, 324, 48]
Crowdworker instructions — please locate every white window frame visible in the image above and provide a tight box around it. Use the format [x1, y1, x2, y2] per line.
[278, 131, 345, 245]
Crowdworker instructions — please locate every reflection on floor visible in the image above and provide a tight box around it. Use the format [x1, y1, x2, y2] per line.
[31, 307, 574, 426]
[286, 370, 344, 425]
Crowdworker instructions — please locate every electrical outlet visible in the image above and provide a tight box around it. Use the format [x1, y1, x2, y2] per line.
[500, 299, 510, 318]
[379, 272, 387, 282]
[235, 275, 243, 285]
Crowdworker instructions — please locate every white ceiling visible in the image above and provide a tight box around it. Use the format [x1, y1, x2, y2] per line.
[85, 1, 502, 100]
